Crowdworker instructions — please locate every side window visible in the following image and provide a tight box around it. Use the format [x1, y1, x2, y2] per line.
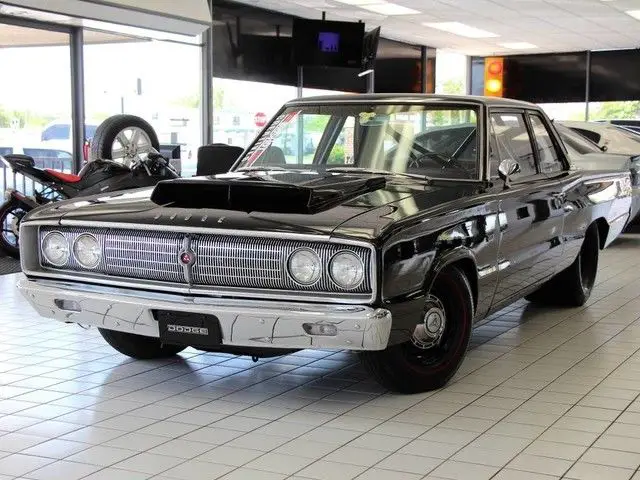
[529, 114, 564, 174]
[490, 113, 537, 178]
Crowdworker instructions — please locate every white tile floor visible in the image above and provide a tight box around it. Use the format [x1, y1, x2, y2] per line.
[2, 235, 640, 479]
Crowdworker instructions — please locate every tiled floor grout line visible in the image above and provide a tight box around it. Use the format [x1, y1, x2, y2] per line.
[1, 239, 640, 479]
[3, 284, 631, 479]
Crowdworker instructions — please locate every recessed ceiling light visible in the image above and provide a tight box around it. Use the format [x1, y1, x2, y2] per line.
[332, 0, 379, 4]
[499, 42, 538, 49]
[626, 10, 640, 20]
[360, 3, 420, 15]
[423, 22, 499, 38]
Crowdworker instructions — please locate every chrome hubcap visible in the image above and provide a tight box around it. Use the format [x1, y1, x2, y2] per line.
[412, 295, 446, 350]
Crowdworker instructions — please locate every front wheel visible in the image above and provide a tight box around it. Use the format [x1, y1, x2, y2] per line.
[98, 329, 186, 360]
[0, 200, 28, 259]
[360, 266, 474, 394]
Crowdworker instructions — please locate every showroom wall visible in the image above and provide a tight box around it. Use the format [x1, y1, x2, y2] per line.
[471, 50, 640, 121]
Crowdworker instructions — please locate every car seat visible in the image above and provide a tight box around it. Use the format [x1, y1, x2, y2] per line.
[196, 143, 244, 176]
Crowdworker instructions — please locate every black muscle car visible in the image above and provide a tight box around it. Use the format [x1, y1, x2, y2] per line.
[17, 95, 633, 393]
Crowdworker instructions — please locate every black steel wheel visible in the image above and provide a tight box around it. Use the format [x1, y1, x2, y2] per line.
[360, 266, 474, 393]
[526, 223, 599, 307]
[0, 200, 27, 259]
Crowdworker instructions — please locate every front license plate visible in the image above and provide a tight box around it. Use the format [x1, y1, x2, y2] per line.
[155, 310, 222, 349]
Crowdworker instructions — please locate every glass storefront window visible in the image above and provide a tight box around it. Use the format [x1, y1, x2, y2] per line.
[84, 37, 201, 176]
[435, 51, 467, 95]
[212, 78, 296, 153]
[587, 101, 640, 121]
[0, 24, 73, 197]
[539, 103, 587, 121]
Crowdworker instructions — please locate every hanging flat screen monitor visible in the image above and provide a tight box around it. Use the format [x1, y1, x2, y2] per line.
[292, 19, 364, 68]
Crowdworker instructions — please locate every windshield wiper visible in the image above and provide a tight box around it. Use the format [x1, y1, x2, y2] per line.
[326, 167, 431, 181]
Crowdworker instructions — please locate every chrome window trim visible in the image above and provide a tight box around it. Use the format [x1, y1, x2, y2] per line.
[24, 221, 378, 304]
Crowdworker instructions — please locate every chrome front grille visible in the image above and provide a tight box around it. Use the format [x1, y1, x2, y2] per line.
[39, 227, 373, 295]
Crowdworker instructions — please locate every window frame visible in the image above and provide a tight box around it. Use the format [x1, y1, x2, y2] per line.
[525, 110, 569, 176]
[488, 108, 539, 180]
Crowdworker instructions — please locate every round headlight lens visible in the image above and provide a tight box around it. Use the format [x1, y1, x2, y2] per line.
[73, 234, 101, 269]
[288, 248, 322, 285]
[42, 232, 70, 266]
[329, 251, 365, 289]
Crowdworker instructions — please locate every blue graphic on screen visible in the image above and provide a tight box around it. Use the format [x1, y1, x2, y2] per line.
[318, 32, 340, 53]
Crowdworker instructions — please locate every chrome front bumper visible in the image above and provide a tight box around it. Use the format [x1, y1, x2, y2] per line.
[17, 277, 392, 351]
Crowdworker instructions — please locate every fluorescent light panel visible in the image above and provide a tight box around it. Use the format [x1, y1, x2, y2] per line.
[359, 3, 420, 15]
[424, 21, 499, 38]
[626, 10, 640, 20]
[499, 42, 538, 49]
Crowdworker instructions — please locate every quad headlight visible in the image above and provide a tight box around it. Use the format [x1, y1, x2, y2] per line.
[287, 248, 322, 285]
[41, 232, 70, 266]
[329, 251, 365, 289]
[73, 234, 101, 269]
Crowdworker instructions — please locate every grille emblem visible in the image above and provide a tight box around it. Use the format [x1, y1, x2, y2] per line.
[180, 251, 195, 266]
[179, 236, 195, 285]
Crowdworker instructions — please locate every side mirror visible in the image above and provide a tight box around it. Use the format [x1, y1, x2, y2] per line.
[498, 158, 520, 189]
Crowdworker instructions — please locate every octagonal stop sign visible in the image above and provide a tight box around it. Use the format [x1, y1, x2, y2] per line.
[254, 112, 267, 128]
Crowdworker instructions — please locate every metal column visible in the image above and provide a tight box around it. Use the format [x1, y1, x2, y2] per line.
[585, 51, 591, 121]
[201, 0, 214, 145]
[70, 27, 85, 173]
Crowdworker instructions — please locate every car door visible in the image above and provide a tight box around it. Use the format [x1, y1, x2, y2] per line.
[529, 111, 595, 273]
[487, 110, 565, 309]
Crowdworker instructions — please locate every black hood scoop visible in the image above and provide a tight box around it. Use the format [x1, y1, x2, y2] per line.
[150, 171, 387, 214]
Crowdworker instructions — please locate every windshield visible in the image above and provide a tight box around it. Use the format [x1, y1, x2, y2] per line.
[235, 104, 480, 180]
[555, 123, 601, 155]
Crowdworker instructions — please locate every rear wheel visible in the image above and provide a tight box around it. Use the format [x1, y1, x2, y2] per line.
[360, 266, 473, 393]
[0, 200, 27, 259]
[98, 328, 186, 360]
[526, 224, 599, 307]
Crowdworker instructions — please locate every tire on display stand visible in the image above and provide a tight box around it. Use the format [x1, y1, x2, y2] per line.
[90, 114, 160, 165]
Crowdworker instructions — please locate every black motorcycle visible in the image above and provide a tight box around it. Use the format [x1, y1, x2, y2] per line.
[0, 151, 178, 258]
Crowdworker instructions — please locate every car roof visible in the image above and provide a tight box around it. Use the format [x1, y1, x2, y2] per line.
[285, 93, 540, 109]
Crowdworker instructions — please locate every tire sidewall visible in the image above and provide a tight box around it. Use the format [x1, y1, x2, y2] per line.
[385, 266, 474, 392]
[0, 200, 25, 258]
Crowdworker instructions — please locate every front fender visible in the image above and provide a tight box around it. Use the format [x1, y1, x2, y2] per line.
[424, 246, 478, 296]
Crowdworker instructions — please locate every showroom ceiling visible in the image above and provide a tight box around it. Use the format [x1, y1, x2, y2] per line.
[230, 0, 640, 55]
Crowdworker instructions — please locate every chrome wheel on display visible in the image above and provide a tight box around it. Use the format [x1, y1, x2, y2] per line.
[109, 126, 154, 167]
[89, 114, 160, 165]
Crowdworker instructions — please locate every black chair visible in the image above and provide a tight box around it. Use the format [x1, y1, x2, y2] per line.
[196, 143, 244, 176]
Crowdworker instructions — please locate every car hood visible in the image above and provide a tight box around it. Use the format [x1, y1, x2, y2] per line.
[26, 170, 483, 242]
